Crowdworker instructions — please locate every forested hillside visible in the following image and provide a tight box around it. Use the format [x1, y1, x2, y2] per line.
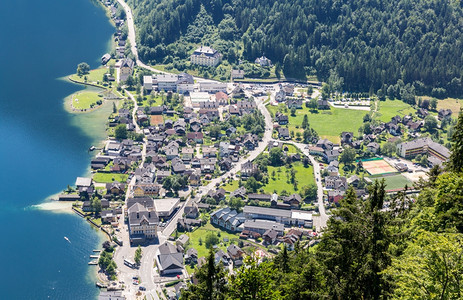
[128, 0, 463, 97]
[179, 112, 463, 300]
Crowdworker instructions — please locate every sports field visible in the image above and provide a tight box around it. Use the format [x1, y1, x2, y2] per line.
[363, 159, 397, 175]
[150, 115, 164, 125]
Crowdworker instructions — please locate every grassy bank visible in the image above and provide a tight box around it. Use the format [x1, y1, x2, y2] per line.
[71, 91, 103, 110]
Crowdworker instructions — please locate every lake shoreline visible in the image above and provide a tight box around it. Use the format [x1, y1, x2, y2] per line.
[35, 0, 120, 293]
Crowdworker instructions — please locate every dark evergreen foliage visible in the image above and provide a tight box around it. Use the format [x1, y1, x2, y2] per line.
[129, 0, 463, 96]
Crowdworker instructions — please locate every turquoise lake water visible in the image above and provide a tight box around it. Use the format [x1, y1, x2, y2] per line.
[0, 0, 114, 298]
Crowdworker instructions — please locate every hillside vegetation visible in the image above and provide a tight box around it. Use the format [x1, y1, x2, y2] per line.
[129, 0, 463, 97]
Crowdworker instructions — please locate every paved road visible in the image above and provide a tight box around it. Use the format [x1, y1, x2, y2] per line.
[281, 140, 328, 230]
[116, 0, 216, 85]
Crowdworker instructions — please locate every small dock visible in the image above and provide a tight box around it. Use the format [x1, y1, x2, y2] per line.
[88, 260, 98, 265]
[96, 282, 107, 288]
[93, 249, 102, 253]
[90, 255, 100, 258]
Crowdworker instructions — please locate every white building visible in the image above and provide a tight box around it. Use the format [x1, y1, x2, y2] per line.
[153, 198, 180, 217]
[144, 73, 195, 94]
[156, 74, 178, 92]
[199, 81, 227, 93]
[190, 46, 222, 67]
[190, 92, 212, 107]
[143, 75, 154, 91]
[255, 56, 272, 67]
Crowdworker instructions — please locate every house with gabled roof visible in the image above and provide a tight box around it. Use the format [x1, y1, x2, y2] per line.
[155, 242, 183, 275]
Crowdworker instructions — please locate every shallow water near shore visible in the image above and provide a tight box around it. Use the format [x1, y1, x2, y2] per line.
[0, 0, 114, 298]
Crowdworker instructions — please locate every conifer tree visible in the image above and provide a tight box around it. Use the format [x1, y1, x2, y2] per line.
[448, 110, 463, 172]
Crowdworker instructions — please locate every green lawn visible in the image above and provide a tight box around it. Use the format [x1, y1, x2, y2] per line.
[268, 105, 365, 143]
[222, 180, 240, 192]
[93, 172, 129, 183]
[372, 174, 413, 191]
[263, 162, 315, 194]
[375, 99, 415, 122]
[70, 67, 110, 86]
[184, 221, 240, 259]
[283, 144, 299, 154]
[72, 91, 103, 110]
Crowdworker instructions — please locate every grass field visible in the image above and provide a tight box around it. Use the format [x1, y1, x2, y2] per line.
[72, 91, 102, 110]
[435, 98, 462, 117]
[376, 100, 415, 122]
[268, 105, 365, 143]
[70, 67, 109, 86]
[184, 221, 240, 259]
[222, 180, 240, 192]
[372, 174, 413, 190]
[93, 172, 129, 183]
[263, 162, 315, 194]
[283, 144, 300, 154]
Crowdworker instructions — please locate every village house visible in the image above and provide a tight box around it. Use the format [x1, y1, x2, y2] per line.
[275, 89, 286, 102]
[230, 186, 247, 199]
[227, 244, 245, 266]
[275, 112, 289, 125]
[328, 189, 345, 203]
[316, 139, 334, 150]
[317, 99, 330, 110]
[323, 149, 340, 163]
[241, 161, 257, 178]
[278, 127, 291, 140]
[186, 132, 204, 144]
[286, 99, 303, 109]
[438, 109, 452, 120]
[215, 91, 229, 106]
[231, 69, 245, 79]
[367, 142, 380, 154]
[181, 147, 194, 161]
[189, 172, 201, 186]
[255, 55, 272, 66]
[325, 176, 348, 190]
[118, 58, 134, 82]
[185, 248, 198, 264]
[176, 234, 189, 250]
[341, 132, 354, 145]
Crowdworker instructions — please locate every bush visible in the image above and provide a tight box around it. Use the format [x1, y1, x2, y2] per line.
[205, 232, 219, 249]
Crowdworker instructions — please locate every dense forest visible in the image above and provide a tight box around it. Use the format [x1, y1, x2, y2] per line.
[128, 0, 463, 97]
[180, 112, 463, 299]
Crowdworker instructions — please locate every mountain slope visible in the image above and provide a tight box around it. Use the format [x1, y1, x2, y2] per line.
[129, 0, 463, 97]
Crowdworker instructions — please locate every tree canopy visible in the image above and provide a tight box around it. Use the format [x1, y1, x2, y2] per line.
[129, 0, 463, 97]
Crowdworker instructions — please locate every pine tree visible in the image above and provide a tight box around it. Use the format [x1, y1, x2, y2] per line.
[448, 110, 463, 172]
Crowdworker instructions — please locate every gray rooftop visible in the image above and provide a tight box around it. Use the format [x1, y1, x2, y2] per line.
[243, 206, 292, 218]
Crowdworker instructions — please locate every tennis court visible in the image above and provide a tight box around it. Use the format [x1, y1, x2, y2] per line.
[363, 159, 397, 175]
[150, 115, 164, 125]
